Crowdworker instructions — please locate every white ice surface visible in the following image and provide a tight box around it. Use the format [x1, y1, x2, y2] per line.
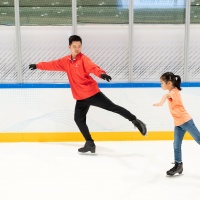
[0, 141, 199, 200]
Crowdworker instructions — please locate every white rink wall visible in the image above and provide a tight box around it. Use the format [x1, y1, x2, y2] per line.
[0, 87, 200, 133]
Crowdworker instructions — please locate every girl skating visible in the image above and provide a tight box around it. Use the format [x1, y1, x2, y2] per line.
[153, 72, 200, 176]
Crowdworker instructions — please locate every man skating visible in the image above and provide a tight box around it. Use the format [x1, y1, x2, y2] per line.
[29, 35, 147, 153]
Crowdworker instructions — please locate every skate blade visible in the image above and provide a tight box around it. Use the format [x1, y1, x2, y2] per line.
[166, 173, 184, 177]
[78, 152, 97, 156]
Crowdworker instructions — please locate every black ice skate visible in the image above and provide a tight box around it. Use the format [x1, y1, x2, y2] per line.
[132, 119, 147, 136]
[78, 141, 96, 153]
[166, 162, 183, 176]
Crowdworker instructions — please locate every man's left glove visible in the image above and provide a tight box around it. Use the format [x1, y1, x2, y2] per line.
[101, 74, 112, 82]
[29, 64, 37, 70]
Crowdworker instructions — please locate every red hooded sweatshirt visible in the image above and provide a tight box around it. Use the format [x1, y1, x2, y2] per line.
[36, 53, 106, 100]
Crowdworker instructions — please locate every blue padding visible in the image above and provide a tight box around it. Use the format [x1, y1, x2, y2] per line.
[0, 83, 70, 88]
[0, 82, 200, 88]
[98, 83, 161, 88]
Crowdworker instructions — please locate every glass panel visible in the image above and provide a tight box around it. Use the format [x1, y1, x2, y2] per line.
[19, 0, 72, 26]
[20, 0, 72, 83]
[191, 0, 200, 24]
[0, 0, 15, 25]
[21, 27, 72, 83]
[134, 0, 185, 24]
[188, 0, 200, 81]
[77, 0, 129, 24]
[0, 0, 17, 82]
[78, 0, 200, 25]
[132, 0, 186, 82]
[77, 0, 129, 82]
[78, 26, 129, 82]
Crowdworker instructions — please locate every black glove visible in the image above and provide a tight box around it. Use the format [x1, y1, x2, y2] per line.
[101, 74, 112, 82]
[29, 64, 37, 70]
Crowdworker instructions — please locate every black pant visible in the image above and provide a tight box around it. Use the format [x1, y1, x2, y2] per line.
[74, 92, 136, 141]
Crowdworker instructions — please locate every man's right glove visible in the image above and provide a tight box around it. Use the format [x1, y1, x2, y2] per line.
[29, 64, 37, 70]
[101, 74, 112, 82]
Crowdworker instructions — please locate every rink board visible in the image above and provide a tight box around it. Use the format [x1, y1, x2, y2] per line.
[0, 84, 199, 142]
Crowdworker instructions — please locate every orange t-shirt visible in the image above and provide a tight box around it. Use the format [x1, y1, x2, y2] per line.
[167, 88, 191, 126]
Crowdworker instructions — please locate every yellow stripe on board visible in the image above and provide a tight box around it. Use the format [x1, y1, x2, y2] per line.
[0, 132, 194, 142]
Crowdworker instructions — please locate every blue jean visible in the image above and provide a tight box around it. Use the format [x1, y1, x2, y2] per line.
[174, 119, 200, 163]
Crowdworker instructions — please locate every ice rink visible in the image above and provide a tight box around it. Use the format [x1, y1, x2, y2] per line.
[0, 141, 199, 200]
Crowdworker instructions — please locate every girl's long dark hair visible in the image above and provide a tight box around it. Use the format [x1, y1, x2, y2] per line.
[160, 72, 182, 91]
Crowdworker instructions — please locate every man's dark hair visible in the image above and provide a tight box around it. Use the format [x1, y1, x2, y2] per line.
[69, 35, 82, 46]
